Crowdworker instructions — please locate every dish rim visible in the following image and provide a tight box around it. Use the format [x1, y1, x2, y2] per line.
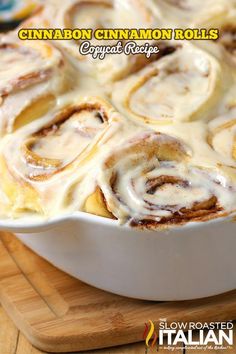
[0, 209, 235, 233]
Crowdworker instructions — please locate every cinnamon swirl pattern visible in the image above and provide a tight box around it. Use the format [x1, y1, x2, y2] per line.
[0, 97, 121, 215]
[112, 44, 221, 125]
[85, 132, 234, 227]
[0, 0, 236, 228]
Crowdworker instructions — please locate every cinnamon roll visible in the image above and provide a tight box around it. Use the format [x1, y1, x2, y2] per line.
[112, 44, 221, 125]
[0, 0, 236, 227]
[0, 35, 72, 135]
[85, 132, 235, 228]
[0, 97, 120, 215]
[45, 0, 159, 83]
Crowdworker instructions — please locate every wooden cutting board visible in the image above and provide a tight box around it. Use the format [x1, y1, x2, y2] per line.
[0, 232, 235, 353]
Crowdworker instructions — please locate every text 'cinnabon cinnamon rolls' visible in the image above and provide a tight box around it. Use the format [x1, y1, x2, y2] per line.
[84, 132, 236, 228]
[0, 34, 73, 135]
[35, 0, 160, 84]
[0, 97, 121, 216]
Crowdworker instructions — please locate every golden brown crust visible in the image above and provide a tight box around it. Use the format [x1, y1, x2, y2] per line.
[84, 187, 115, 219]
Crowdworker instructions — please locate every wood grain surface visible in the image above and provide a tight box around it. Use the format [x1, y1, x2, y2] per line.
[0, 307, 236, 354]
[0, 232, 235, 353]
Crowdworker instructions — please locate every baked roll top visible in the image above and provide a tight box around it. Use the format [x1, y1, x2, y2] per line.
[40, 0, 159, 83]
[0, 97, 121, 216]
[112, 43, 222, 125]
[85, 132, 236, 228]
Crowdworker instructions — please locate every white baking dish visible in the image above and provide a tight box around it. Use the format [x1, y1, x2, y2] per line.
[0, 212, 235, 301]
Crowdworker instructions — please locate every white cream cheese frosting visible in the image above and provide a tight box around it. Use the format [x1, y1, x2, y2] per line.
[0, 0, 235, 228]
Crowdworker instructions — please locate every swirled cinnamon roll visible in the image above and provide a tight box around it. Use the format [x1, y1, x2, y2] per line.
[0, 97, 120, 215]
[85, 132, 235, 228]
[46, 0, 159, 83]
[0, 35, 73, 135]
[112, 44, 221, 125]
